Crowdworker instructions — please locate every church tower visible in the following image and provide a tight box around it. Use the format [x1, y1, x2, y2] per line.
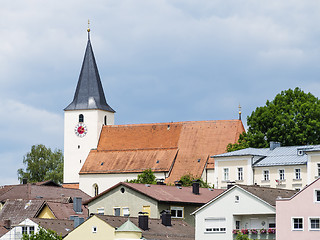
[63, 28, 115, 184]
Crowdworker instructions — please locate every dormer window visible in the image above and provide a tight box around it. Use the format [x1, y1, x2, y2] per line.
[79, 114, 84, 123]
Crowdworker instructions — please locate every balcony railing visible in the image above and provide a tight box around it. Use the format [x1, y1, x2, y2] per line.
[233, 229, 276, 240]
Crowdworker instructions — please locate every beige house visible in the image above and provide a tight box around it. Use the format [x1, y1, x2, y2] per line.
[64, 214, 194, 240]
[84, 182, 225, 226]
[214, 143, 320, 190]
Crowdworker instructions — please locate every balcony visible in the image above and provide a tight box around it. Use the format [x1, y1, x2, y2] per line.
[233, 228, 276, 240]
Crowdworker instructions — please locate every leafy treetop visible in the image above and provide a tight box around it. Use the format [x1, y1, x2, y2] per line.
[227, 88, 320, 151]
[22, 227, 62, 240]
[17, 144, 63, 184]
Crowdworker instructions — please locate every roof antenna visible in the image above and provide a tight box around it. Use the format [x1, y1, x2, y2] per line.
[238, 103, 242, 120]
[87, 19, 91, 40]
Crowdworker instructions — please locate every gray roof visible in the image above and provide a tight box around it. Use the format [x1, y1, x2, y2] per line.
[65, 35, 115, 112]
[215, 145, 320, 167]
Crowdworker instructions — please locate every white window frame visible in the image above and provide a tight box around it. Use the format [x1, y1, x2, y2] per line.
[263, 170, 269, 181]
[295, 168, 301, 180]
[223, 168, 229, 181]
[309, 217, 320, 231]
[92, 226, 97, 233]
[171, 206, 184, 218]
[97, 207, 104, 215]
[237, 167, 243, 181]
[122, 207, 130, 217]
[314, 190, 320, 203]
[279, 169, 285, 180]
[204, 217, 226, 233]
[292, 217, 304, 231]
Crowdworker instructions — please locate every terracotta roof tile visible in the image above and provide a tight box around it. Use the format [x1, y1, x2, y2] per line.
[85, 182, 225, 205]
[96, 215, 194, 240]
[80, 120, 244, 183]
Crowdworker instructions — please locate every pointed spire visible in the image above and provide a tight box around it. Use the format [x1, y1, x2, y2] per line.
[238, 103, 242, 120]
[87, 19, 91, 40]
[65, 28, 115, 112]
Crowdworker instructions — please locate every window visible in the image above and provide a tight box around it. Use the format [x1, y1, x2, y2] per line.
[93, 184, 99, 196]
[205, 218, 226, 233]
[235, 220, 240, 230]
[97, 207, 104, 215]
[22, 226, 28, 235]
[104, 116, 107, 125]
[237, 168, 243, 181]
[318, 163, 320, 177]
[315, 190, 320, 202]
[292, 218, 303, 230]
[223, 168, 229, 181]
[29, 226, 34, 234]
[310, 218, 320, 230]
[235, 196, 240, 203]
[114, 207, 121, 216]
[171, 206, 184, 218]
[122, 207, 130, 217]
[263, 170, 269, 181]
[79, 114, 84, 123]
[268, 217, 276, 228]
[279, 169, 285, 180]
[92, 226, 97, 233]
[295, 169, 301, 180]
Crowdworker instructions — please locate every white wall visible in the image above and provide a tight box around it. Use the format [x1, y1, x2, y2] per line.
[64, 109, 114, 184]
[0, 219, 38, 240]
[79, 172, 167, 196]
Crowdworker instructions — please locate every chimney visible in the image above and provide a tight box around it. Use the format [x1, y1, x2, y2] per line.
[161, 210, 172, 227]
[138, 212, 149, 231]
[192, 182, 200, 195]
[73, 197, 82, 214]
[270, 141, 281, 150]
[73, 217, 84, 228]
[22, 178, 27, 185]
[4, 219, 11, 229]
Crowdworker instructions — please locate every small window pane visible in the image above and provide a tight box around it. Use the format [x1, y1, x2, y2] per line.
[114, 208, 120, 216]
[79, 114, 84, 123]
[293, 218, 303, 230]
[310, 218, 320, 229]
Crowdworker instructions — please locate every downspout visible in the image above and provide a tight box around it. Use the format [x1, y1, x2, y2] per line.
[251, 156, 255, 185]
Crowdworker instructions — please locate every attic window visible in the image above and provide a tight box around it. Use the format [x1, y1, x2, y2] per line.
[120, 187, 125, 193]
[92, 226, 97, 233]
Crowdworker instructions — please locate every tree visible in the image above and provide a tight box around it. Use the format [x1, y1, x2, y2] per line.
[179, 174, 212, 188]
[227, 88, 320, 151]
[128, 169, 156, 184]
[17, 144, 63, 184]
[22, 227, 62, 240]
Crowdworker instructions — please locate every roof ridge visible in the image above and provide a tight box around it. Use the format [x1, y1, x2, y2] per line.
[96, 147, 178, 152]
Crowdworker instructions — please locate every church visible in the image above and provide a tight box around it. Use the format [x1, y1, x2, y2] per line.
[63, 29, 245, 197]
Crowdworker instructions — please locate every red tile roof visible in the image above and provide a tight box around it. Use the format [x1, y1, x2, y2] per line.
[80, 120, 244, 183]
[85, 182, 225, 205]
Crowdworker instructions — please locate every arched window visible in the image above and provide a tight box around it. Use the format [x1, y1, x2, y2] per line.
[93, 184, 99, 196]
[104, 116, 107, 125]
[79, 114, 84, 123]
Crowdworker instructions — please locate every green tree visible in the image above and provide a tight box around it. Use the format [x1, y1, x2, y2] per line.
[17, 144, 63, 184]
[227, 88, 320, 151]
[179, 174, 212, 188]
[128, 169, 156, 184]
[22, 227, 62, 240]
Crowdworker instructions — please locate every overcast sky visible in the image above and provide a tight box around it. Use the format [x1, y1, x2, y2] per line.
[1, 1, 320, 185]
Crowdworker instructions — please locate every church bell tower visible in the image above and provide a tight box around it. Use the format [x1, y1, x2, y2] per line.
[63, 27, 115, 185]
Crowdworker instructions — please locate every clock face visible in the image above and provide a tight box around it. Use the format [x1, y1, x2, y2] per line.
[75, 123, 87, 137]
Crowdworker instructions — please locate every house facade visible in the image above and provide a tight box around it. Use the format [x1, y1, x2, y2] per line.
[84, 182, 224, 226]
[192, 185, 296, 240]
[276, 178, 320, 240]
[214, 143, 320, 190]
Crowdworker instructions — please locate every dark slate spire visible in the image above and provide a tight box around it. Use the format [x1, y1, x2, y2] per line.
[64, 30, 115, 112]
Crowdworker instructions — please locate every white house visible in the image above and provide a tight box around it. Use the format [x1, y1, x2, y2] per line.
[192, 184, 296, 240]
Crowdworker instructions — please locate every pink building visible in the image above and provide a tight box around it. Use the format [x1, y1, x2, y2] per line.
[276, 178, 320, 240]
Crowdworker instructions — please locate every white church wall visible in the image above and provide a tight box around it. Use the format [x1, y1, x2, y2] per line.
[79, 172, 168, 197]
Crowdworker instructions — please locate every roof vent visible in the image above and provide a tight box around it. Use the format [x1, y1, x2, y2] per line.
[270, 141, 281, 150]
[297, 149, 304, 156]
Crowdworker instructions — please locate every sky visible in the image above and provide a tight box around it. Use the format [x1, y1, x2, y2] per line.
[1, 1, 320, 185]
